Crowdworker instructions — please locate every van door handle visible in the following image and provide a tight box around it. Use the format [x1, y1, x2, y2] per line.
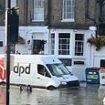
[37, 77, 40, 79]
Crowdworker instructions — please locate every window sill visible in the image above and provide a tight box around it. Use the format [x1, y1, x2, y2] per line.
[61, 19, 74, 22]
[32, 19, 44, 22]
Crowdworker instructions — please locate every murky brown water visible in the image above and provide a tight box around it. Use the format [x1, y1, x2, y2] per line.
[0, 83, 105, 105]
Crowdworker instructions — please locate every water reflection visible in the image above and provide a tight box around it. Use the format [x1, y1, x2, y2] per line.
[0, 84, 105, 105]
[0, 86, 6, 105]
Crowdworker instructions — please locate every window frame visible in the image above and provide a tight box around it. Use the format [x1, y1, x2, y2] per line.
[58, 33, 70, 55]
[75, 34, 84, 56]
[11, 0, 16, 8]
[51, 33, 55, 55]
[37, 64, 51, 78]
[33, 0, 45, 22]
[62, 0, 75, 22]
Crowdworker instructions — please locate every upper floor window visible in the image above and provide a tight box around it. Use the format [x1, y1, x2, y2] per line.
[11, 0, 16, 8]
[62, 0, 75, 22]
[33, 0, 44, 21]
[59, 33, 70, 55]
[75, 34, 84, 56]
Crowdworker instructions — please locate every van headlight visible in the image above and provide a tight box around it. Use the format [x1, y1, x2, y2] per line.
[61, 81, 67, 85]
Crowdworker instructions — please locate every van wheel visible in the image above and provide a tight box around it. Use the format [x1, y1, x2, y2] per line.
[47, 86, 56, 90]
[27, 85, 32, 92]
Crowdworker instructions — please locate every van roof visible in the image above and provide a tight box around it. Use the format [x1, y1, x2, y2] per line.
[11, 54, 61, 64]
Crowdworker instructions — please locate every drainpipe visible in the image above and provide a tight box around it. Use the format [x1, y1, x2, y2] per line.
[47, 0, 51, 54]
[47, 0, 51, 28]
[85, 0, 97, 37]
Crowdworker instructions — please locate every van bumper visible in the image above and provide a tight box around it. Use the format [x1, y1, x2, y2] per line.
[59, 80, 80, 88]
[67, 80, 80, 86]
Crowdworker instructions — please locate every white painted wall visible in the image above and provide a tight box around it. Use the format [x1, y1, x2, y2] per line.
[0, 26, 49, 54]
[0, 25, 105, 81]
[93, 47, 105, 67]
[15, 26, 49, 54]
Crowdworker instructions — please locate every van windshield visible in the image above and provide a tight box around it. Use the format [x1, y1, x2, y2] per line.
[46, 63, 71, 77]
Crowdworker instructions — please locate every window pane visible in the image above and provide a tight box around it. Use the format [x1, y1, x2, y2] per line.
[34, 0, 44, 21]
[75, 34, 84, 40]
[63, 0, 75, 20]
[100, 60, 105, 67]
[11, 0, 16, 7]
[75, 34, 84, 56]
[0, 41, 3, 47]
[51, 33, 55, 55]
[59, 33, 70, 55]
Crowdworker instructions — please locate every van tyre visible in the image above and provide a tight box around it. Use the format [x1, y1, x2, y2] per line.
[20, 85, 23, 92]
[47, 86, 56, 90]
[27, 85, 32, 92]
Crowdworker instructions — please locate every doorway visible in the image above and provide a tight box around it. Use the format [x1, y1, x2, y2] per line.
[32, 40, 44, 54]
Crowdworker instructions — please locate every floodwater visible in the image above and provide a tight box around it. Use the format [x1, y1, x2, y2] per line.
[0, 83, 105, 105]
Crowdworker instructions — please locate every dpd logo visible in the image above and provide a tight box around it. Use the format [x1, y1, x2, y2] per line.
[0, 58, 6, 81]
[13, 63, 31, 76]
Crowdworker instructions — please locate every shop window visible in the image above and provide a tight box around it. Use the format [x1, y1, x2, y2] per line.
[11, 0, 16, 7]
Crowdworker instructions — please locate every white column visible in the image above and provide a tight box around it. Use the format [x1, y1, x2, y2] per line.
[70, 30, 75, 56]
[55, 31, 58, 55]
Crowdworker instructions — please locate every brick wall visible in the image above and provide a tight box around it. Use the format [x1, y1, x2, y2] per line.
[0, 0, 97, 27]
[49, 0, 96, 29]
[0, 0, 5, 25]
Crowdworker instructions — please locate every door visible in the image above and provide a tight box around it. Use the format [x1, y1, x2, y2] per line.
[36, 64, 51, 87]
[72, 65, 86, 81]
[72, 60, 86, 81]
[32, 40, 44, 54]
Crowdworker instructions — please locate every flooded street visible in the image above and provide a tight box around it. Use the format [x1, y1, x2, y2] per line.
[0, 83, 105, 105]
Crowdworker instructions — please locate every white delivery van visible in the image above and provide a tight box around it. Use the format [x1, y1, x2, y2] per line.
[0, 55, 79, 89]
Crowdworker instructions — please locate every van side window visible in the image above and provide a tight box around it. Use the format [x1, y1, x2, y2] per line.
[38, 64, 51, 78]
